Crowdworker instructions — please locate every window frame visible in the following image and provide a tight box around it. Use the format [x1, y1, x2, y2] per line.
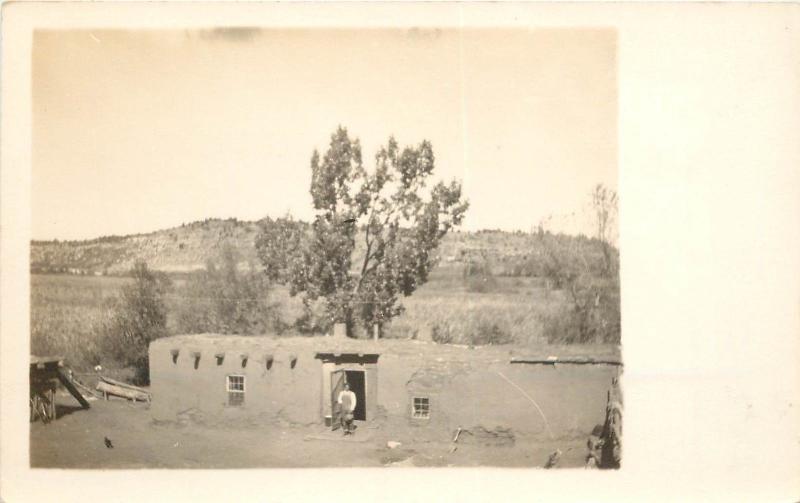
[411, 396, 430, 419]
[226, 374, 246, 406]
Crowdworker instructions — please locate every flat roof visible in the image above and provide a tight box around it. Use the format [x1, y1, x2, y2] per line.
[314, 352, 381, 357]
[151, 334, 621, 363]
[510, 356, 623, 366]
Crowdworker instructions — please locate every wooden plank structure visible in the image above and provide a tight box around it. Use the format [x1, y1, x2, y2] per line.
[96, 376, 151, 402]
[30, 355, 90, 422]
[510, 356, 623, 366]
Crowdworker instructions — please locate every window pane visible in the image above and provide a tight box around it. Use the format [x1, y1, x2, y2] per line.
[412, 397, 430, 417]
[228, 392, 244, 406]
[227, 375, 245, 391]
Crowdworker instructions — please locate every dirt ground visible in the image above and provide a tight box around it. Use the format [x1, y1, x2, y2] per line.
[30, 392, 591, 469]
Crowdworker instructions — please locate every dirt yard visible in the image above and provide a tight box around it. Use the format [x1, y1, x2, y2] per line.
[30, 392, 591, 469]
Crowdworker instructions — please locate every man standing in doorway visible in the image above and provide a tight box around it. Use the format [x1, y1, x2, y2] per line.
[337, 382, 357, 435]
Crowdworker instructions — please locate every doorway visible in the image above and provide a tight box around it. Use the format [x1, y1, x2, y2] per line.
[317, 352, 381, 428]
[344, 370, 366, 421]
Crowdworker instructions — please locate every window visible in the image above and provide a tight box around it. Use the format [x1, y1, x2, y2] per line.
[227, 375, 245, 406]
[412, 397, 430, 418]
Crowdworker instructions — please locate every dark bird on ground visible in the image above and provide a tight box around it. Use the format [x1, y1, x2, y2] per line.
[104, 436, 113, 449]
[544, 449, 561, 468]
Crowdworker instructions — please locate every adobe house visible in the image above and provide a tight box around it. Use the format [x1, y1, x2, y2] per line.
[149, 331, 622, 440]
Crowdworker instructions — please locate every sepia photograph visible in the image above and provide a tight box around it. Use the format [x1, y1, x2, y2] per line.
[28, 27, 622, 469]
[5, 3, 799, 501]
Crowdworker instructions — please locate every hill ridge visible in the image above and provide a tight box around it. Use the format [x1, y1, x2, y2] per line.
[30, 217, 600, 276]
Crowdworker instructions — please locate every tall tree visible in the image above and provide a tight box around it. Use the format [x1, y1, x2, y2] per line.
[175, 245, 274, 335]
[256, 126, 468, 336]
[537, 184, 620, 344]
[592, 183, 619, 276]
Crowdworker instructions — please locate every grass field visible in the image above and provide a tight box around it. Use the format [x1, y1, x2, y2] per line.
[31, 274, 126, 367]
[31, 265, 567, 371]
[386, 266, 563, 345]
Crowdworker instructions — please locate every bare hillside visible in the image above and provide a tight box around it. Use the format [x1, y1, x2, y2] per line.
[31, 218, 602, 276]
[31, 219, 262, 274]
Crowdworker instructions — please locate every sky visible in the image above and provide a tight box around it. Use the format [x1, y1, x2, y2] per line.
[32, 28, 616, 240]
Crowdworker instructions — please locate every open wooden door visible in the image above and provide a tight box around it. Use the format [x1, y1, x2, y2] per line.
[330, 369, 345, 431]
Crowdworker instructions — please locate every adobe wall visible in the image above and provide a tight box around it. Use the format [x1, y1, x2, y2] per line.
[150, 336, 620, 440]
[438, 363, 619, 439]
[376, 354, 619, 441]
[149, 340, 321, 425]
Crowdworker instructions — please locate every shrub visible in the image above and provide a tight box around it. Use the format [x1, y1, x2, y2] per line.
[174, 246, 275, 335]
[535, 230, 620, 344]
[102, 261, 171, 384]
[462, 259, 498, 293]
[538, 277, 620, 344]
[293, 298, 332, 335]
[431, 322, 455, 344]
[538, 305, 583, 344]
[468, 319, 513, 346]
[383, 322, 418, 340]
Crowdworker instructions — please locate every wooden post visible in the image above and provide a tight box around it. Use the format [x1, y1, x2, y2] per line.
[57, 369, 91, 409]
[48, 385, 56, 419]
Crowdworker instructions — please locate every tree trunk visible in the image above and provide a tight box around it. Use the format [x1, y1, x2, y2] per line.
[333, 322, 348, 338]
